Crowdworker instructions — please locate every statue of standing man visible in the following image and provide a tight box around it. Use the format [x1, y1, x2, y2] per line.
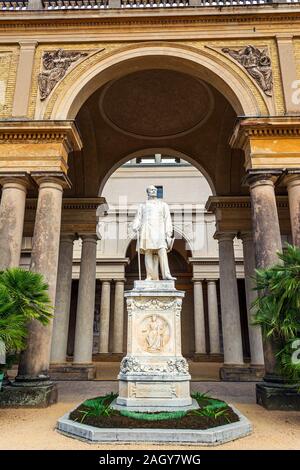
[132, 185, 176, 281]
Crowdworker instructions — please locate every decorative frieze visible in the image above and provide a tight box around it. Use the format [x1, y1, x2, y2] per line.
[120, 356, 189, 376]
[222, 45, 273, 97]
[127, 297, 182, 312]
[0, 120, 82, 176]
[230, 116, 300, 171]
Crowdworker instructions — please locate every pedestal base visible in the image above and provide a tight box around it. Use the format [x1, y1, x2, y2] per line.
[220, 365, 265, 382]
[256, 382, 300, 410]
[117, 375, 192, 408]
[111, 397, 199, 412]
[118, 280, 192, 410]
[49, 363, 96, 381]
[0, 382, 57, 407]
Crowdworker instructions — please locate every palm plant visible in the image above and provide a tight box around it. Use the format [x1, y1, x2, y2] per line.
[252, 244, 300, 383]
[0, 268, 53, 374]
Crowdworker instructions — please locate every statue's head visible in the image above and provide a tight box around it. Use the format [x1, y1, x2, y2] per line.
[146, 185, 157, 199]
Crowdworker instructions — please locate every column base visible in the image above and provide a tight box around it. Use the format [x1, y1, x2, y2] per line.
[192, 353, 223, 363]
[220, 364, 265, 382]
[49, 363, 96, 381]
[92, 353, 123, 362]
[256, 381, 300, 410]
[0, 382, 57, 408]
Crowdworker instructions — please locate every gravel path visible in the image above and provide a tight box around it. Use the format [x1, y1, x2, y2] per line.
[0, 381, 299, 450]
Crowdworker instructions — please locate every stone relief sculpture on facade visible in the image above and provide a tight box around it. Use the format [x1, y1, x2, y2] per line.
[222, 45, 273, 97]
[38, 49, 88, 100]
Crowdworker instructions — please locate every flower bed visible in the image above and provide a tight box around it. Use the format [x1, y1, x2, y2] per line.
[69, 392, 239, 430]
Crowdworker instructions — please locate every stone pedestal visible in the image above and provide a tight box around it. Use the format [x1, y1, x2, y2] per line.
[256, 382, 300, 411]
[0, 383, 57, 408]
[116, 280, 192, 409]
[49, 363, 96, 381]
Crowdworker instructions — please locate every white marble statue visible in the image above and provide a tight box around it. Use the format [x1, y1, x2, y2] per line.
[132, 185, 176, 280]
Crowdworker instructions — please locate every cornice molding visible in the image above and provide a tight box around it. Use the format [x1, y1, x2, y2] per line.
[0, 120, 82, 151]
[188, 257, 244, 266]
[230, 116, 300, 149]
[0, 8, 300, 30]
[25, 196, 106, 210]
[206, 195, 289, 211]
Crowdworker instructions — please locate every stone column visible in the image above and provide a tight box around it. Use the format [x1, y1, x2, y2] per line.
[0, 174, 29, 270]
[73, 235, 97, 363]
[193, 280, 206, 354]
[50, 235, 75, 363]
[248, 173, 282, 380]
[240, 232, 264, 366]
[216, 233, 244, 366]
[99, 280, 111, 353]
[113, 280, 125, 354]
[286, 174, 300, 247]
[207, 280, 221, 354]
[17, 174, 67, 382]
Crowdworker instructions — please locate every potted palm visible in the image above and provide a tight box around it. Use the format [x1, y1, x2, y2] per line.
[0, 268, 53, 389]
[252, 244, 300, 409]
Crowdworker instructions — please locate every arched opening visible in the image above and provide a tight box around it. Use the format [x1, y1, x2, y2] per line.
[57, 46, 267, 202]
[45, 49, 264, 381]
[63, 152, 251, 381]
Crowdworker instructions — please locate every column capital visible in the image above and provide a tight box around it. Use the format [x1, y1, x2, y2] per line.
[284, 171, 300, 189]
[0, 172, 32, 190]
[114, 278, 126, 284]
[214, 231, 236, 242]
[31, 172, 71, 190]
[60, 234, 77, 244]
[80, 233, 98, 243]
[18, 41, 38, 50]
[238, 231, 253, 243]
[207, 279, 217, 285]
[244, 170, 283, 188]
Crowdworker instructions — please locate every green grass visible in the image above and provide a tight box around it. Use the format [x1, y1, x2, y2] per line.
[119, 410, 187, 421]
[73, 392, 232, 424]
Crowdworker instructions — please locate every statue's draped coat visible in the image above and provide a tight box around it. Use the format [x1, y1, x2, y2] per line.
[132, 199, 173, 253]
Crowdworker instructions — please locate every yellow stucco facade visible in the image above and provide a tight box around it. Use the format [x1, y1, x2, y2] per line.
[0, 3, 300, 386]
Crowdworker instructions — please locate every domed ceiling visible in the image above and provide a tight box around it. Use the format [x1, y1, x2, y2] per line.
[70, 67, 243, 198]
[99, 69, 214, 139]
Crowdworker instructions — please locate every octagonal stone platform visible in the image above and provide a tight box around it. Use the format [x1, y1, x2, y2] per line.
[57, 405, 252, 445]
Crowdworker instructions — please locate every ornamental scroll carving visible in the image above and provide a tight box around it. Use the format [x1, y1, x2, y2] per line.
[38, 49, 88, 100]
[120, 356, 189, 376]
[222, 45, 273, 97]
[127, 298, 182, 312]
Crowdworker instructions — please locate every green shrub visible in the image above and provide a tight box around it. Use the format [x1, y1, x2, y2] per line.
[78, 393, 118, 423]
[192, 404, 230, 422]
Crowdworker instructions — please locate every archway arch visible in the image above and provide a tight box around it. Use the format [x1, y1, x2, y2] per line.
[98, 147, 216, 197]
[44, 43, 270, 121]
